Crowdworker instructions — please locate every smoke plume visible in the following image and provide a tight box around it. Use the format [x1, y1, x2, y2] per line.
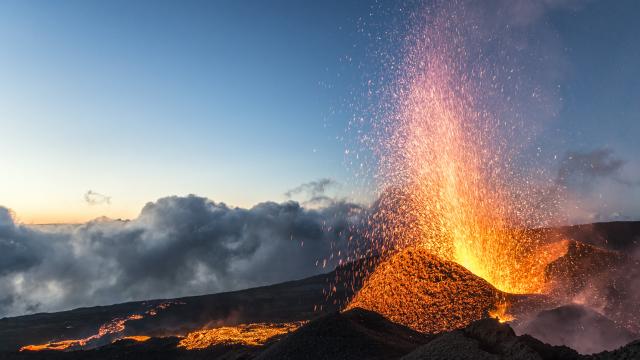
[557, 148, 640, 222]
[284, 178, 339, 207]
[557, 148, 625, 189]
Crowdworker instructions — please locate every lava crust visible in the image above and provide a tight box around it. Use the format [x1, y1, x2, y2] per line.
[347, 246, 507, 333]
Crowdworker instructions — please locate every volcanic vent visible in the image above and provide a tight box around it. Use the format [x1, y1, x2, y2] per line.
[343, 0, 576, 334]
[347, 246, 508, 333]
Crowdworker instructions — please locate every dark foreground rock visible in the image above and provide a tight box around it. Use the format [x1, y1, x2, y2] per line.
[402, 317, 640, 360]
[545, 240, 640, 334]
[402, 318, 581, 360]
[256, 308, 430, 360]
[592, 341, 640, 360]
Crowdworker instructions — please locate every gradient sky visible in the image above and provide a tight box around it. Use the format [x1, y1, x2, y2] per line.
[0, 0, 639, 224]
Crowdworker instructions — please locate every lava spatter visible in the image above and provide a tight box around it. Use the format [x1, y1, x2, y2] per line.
[347, 246, 506, 333]
[348, 0, 567, 299]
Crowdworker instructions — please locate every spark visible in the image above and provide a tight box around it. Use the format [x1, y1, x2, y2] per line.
[360, 1, 564, 294]
[344, 1, 568, 331]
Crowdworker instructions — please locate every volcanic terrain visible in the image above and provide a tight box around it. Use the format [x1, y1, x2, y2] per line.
[1, 221, 639, 359]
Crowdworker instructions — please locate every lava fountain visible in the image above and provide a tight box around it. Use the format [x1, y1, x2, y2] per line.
[347, 1, 567, 330]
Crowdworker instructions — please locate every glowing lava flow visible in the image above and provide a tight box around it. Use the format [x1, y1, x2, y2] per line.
[178, 322, 305, 349]
[120, 335, 151, 342]
[20, 301, 181, 352]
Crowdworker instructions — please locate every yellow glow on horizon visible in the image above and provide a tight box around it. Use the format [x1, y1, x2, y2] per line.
[5, 196, 267, 225]
[4, 196, 141, 225]
[14, 208, 139, 225]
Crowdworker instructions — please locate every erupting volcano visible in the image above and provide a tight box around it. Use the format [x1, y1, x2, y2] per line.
[2, 1, 639, 359]
[343, 2, 574, 333]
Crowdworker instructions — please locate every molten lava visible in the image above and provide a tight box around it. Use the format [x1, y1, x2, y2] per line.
[347, 246, 506, 333]
[350, 0, 568, 299]
[120, 335, 151, 342]
[20, 301, 181, 352]
[343, 2, 574, 333]
[489, 301, 514, 324]
[178, 322, 305, 349]
[20, 341, 81, 352]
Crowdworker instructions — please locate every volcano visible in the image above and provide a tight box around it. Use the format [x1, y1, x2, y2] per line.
[1, 221, 639, 359]
[346, 246, 506, 333]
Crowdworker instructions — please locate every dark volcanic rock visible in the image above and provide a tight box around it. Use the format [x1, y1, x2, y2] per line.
[545, 241, 640, 334]
[545, 241, 624, 293]
[3, 313, 640, 360]
[255, 308, 430, 360]
[592, 340, 640, 360]
[401, 331, 500, 360]
[518, 304, 638, 354]
[559, 221, 640, 253]
[402, 318, 581, 360]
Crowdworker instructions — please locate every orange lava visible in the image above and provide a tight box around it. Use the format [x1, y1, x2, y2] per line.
[120, 335, 151, 342]
[20, 340, 80, 352]
[353, 2, 567, 297]
[178, 322, 305, 349]
[489, 300, 515, 323]
[347, 246, 505, 333]
[20, 301, 180, 352]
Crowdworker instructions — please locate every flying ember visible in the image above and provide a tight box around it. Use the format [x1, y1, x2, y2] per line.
[343, 2, 572, 333]
[353, 1, 565, 296]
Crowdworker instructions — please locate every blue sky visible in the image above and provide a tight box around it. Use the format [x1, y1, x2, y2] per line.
[549, 0, 640, 149]
[0, 0, 638, 223]
[0, 0, 375, 222]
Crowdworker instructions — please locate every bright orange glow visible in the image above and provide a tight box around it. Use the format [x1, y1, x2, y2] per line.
[370, 62, 561, 294]
[342, 3, 573, 333]
[120, 336, 151, 342]
[20, 340, 80, 352]
[489, 300, 515, 323]
[178, 322, 305, 349]
[355, 3, 566, 296]
[347, 246, 505, 333]
[20, 301, 181, 352]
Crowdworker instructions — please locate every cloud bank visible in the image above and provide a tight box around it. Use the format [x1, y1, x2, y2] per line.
[84, 190, 112, 206]
[0, 195, 364, 318]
